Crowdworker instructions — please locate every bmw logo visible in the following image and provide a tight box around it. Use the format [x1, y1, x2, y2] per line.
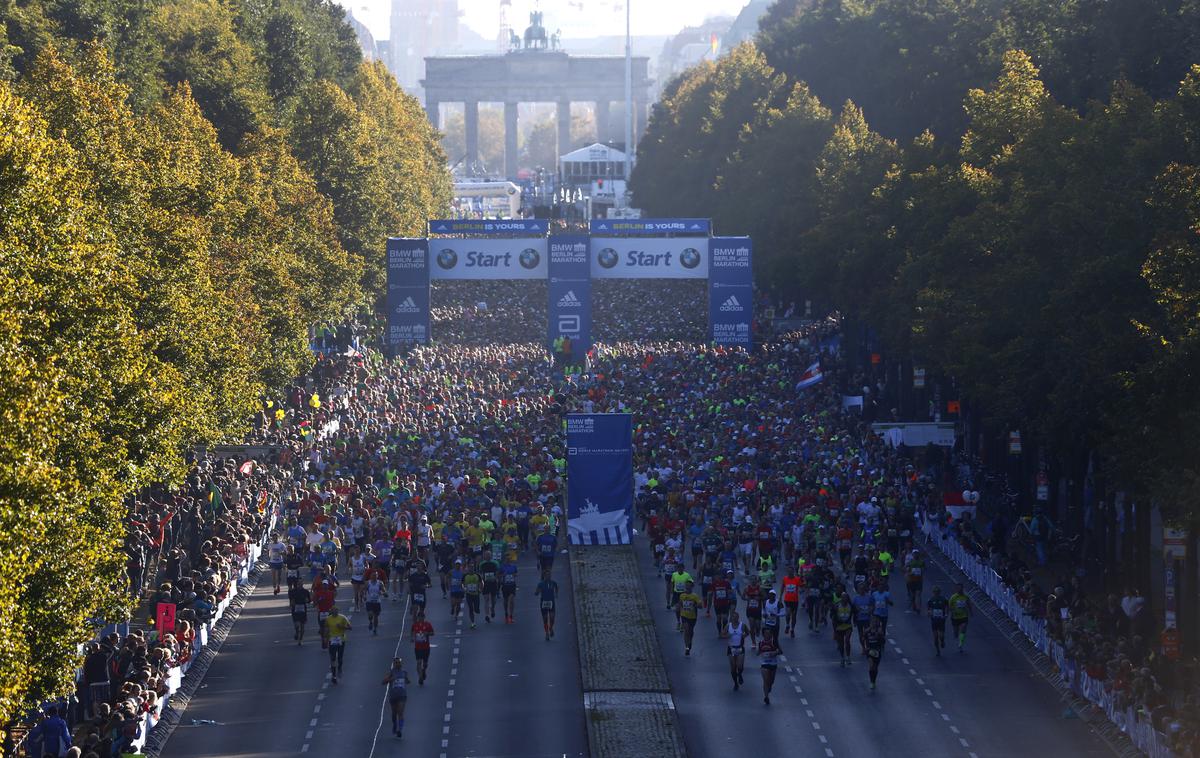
[436, 248, 458, 269]
[680, 247, 702, 269]
[519, 248, 540, 269]
[598, 247, 619, 268]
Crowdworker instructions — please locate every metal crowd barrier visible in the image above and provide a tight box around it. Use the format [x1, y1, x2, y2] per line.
[921, 516, 1177, 758]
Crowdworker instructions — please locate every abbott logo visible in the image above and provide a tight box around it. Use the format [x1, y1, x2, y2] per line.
[557, 290, 583, 308]
[395, 296, 420, 313]
[719, 295, 744, 312]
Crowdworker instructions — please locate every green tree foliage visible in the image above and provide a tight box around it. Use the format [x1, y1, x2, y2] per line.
[0, 0, 450, 719]
[0, 78, 159, 719]
[636, 19, 1200, 522]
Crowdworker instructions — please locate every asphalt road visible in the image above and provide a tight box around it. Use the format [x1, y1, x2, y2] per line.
[634, 535, 1115, 758]
[163, 547, 587, 758]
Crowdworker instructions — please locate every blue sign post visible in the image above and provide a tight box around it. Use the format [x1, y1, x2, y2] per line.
[566, 414, 633, 545]
[708, 237, 753, 349]
[548, 235, 592, 364]
[386, 238, 430, 346]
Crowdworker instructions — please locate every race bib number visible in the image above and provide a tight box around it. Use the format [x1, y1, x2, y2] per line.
[413, 593, 425, 604]
[931, 608, 944, 619]
[540, 601, 554, 610]
[330, 636, 344, 646]
[910, 567, 922, 576]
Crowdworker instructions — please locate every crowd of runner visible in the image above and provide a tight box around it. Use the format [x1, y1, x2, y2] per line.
[27, 275, 1198, 756]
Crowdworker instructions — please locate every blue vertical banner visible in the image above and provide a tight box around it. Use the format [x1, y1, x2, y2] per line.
[386, 238, 430, 346]
[708, 236, 753, 348]
[547, 235, 592, 363]
[566, 414, 633, 545]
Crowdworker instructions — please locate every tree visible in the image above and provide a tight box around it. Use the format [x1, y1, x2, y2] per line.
[0, 77, 161, 721]
[151, 0, 271, 149]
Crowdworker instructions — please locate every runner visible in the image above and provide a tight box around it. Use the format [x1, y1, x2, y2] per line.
[535, 527, 557, 574]
[288, 581, 311, 645]
[758, 627, 781, 705]
[381, 657, 408, 738]
[463, 561, 482, 629]
[832, 591, 854, 666]
[267, 533, 288, 595]
[325, 606, 351, 684]
[905, 548, 926, 613]
[781, 565, 801, 637]
[448, 559, 465, 619]
[852, 582, 873, 654]
[365, 574, 387, 634]
[479, 553, 500, 623]
[761, 588, 785, 645]
[865, 616, 885, 690]
[949, 583, 971, 652]
[669, 561, 693, 630]
[350, 546, 368, 611]
[726, 609, 749, 690]
[742, 575, 763, 644]
[712, 569, 734, 637]
[678, 580, 702, 656]
[499, 557, 519, 624]
[927, 585, 949, 655]
[408, 559, 431, 617]
[284, 544, 304, 591]
[871, 581, 893, 633]
[536, 568, 559, 640]
[411, 610, 434, 685]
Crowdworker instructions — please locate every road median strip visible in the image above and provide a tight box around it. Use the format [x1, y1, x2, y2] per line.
[569, 544, 688, 758]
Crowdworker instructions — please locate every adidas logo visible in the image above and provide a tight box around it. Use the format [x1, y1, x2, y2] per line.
[557, 290, 583, 308]
[719, 295, 744, 312]
[395, 296, 420, 313]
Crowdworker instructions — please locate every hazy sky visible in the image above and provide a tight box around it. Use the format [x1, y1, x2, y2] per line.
[342, 0, 752, 42]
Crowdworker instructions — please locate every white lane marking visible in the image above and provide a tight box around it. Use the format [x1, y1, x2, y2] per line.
[442, 740, 449, 747]
[445, 700, 454, 709]
[950, 726, 960, 734]
[795, 687, 804, 695]
[444, 713, 451, 722]
[895, 648, 903, 654]
[300, 746, 309, 753]
[818, 735, 827, 744]
[826, 749, 834, 757]
[452, 657, 459, 665]
[443, 726, 450, 735]
[800, 697, 808, 705]
[932, 700, 942, 709]
[960, 738, 970, 748]
[789, 675, 798, 683]
[915, 677, 924, 685]
[806, 709, 815, 718]
[811, 722, 821, 730]
[309, 719, 317, 727]
[924, 688, 934, 697]
[365, 596, 412, 758]
[449, 677, 456, 686]
[313, 705, 321, 714]
[305, 730, 313, 739]
[317, 692, 326, 701]
[942, 714, 951, 722]
[448, 688, 455, 697]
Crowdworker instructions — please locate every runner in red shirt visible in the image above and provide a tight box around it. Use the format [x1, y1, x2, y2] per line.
[781, 565, 802, 637]
[313, 583, 336, 648]
[410, 610, 434, 685]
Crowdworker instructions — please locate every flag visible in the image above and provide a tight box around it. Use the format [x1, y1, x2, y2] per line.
[207, 482, 223, 515]
[795, 362, 824, 389]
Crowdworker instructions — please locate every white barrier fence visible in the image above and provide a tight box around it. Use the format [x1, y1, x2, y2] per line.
[121, 536, 264, 752]
[921, 516, 1177, 758]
